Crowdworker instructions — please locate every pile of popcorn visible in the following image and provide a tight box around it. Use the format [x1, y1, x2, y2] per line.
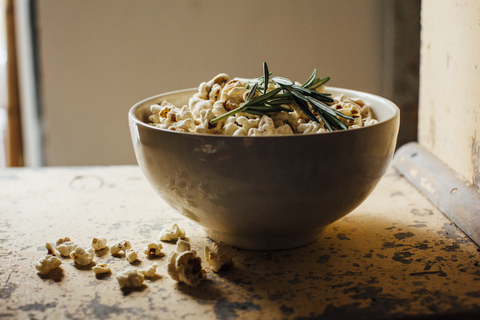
[148, 74, 378, 136]
[35, 224, 236, 289]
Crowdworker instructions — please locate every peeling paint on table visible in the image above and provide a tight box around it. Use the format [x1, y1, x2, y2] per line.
[1, 166, 480, 319]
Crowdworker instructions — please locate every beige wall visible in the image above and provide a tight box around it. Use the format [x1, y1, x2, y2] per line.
[36, 0, 386, 166]
[419, 0, 480, 187]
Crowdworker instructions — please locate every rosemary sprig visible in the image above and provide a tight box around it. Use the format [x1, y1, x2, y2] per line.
[210, 63, 354, 131]
[263, 62, 269, 95]
[210, 87, 283, 124]
[245, 82, 258, 102]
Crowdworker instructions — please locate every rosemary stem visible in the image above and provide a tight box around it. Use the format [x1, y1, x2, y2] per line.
[210, 105, 247, 124]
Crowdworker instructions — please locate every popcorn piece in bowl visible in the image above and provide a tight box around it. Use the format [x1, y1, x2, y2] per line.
[70, 247, 95, 266]
[147, 64, 380, 137]
[167, 250, 206, 286]
[91, 237, 107, 251]
[160, 224, 186, 242]
[126, 249, 138, 263]
[36, 255, 62, 275]
[93, 263, 111, 275]
[115, 268, 145, 289]
[110, 240, 132, 256]
[364, 119, 379, 126]
[139, 263, 159, 278]
[56, 237, 77, 257]
[143, 242, 165, 257]
[204, 241, 236, 272]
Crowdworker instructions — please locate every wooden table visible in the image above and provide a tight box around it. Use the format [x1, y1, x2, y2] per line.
[1, 165, 480, 319]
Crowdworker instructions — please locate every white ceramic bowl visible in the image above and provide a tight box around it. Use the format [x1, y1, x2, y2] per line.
[129, 87, 400, 250]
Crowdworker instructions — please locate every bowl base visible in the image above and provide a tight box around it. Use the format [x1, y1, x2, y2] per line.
[204, 228, 325, 251]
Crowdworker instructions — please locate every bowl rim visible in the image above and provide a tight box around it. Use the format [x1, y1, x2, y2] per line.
[129, 86, 400, 138]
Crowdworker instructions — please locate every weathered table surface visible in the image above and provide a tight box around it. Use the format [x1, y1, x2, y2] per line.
[1, 165, 480, 319]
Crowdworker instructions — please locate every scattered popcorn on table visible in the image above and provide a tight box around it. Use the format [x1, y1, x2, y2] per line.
[167, 250, 206, 286]
[126, 249, 138, 263]
[139, 263, 159, 278]
[115, 268, 145, 289]
[204, 241, 237, 272]
[91, 237, 107, 251]
[56, 237, 77, 257]
[46, 242, 61, 257]
[37, 232, 235, 288]
[70, 247, 95, 266]
[36, 255, 62, 275]
[160, 224, 186, 242]
[93, 263, 111, 275]
[176, 239, 191, 253]
[143, 242, 164, 257]
[110, 240, 132, 256]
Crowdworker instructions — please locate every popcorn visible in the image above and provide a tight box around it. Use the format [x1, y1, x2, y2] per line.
[116, 268, 145, 289]
[91, 237, 107, 251]
[148, 73, 378, 136]
[209, 84, 222, 101]
[212, 101, 227, 116]
[204, 241, 236, 272]
[220, 122, 240, 136]
[176, 239, 191, 253]
[232, 128, 247, 136]
[277, 124, 294, 135]
[338, 102, 362, 126]
[194, 109, 221, 134]
[126, 249, 138, 263]
[70, 247, 95, 266]
[297, 121, 320, 134]
[93, 263, 111, 275]
[46, 242, 61, 257]
[177, 105, 194, 121]
[236, 116, 260, 132]
[167, 250, 206, 286]
[209, 73, 230, 88]
[198, 82, 210, 100]
[198, 74, 230, 100]
[350, 98, 365, 107]
[220, 80, 247, 111]
[364, 119, 379, 126]
[56, 237, 77, 257]
[190, 97, 214, 119]
[110, 240, 132, 255]
[160, 224, 186, 242]
[143, 242, 164, 257]
[139, 263, 159, 278]
[36, 255, 62, 275]
[149, 102, 172, 123]
[249, 115, 278, 136]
